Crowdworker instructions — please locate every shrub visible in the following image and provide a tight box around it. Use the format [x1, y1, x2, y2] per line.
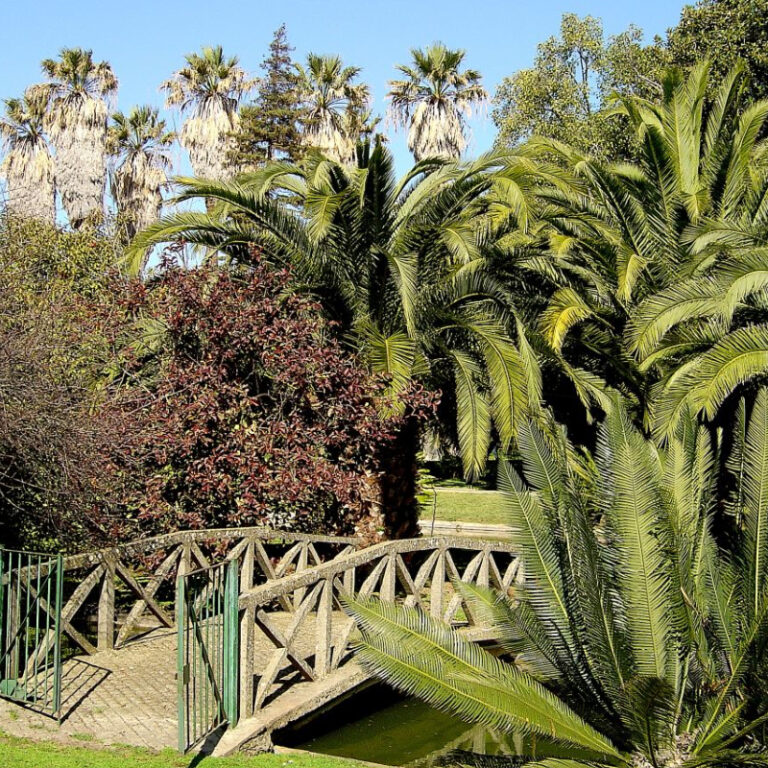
[0, 214, 123, 550]
[100, 256, 433, 542]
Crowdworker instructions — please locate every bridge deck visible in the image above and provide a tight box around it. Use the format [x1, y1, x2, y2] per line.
[0, 614, 337, 751]
[0, 531, 517, 755]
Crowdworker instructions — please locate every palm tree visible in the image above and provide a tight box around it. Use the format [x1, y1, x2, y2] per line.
[519, 63, 768, 438]
[617, 66, 768, 440]
[0, 89, 55, 223]
[37, 48, 117, 229]
[128, 142, 546, 535]
[107, 106, 175, 251]
[347, 396, 768, 768]
[388, 43, 487, 162]
[161, 46, 254, 181]
[297, 54, 373, 164]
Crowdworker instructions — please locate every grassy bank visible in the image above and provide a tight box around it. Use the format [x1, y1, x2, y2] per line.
[419, 486, 508, 526]
[0, 733, 366, 768]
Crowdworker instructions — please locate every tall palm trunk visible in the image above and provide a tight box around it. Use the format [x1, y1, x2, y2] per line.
[162, 46, 253, 186]
[180, 110, 240, 180]
[376, 416, 421, 539]
[1, 92, 56, 223]
[37, 49, 117, 229]
[113, 154, 164, 242]
[388, 44, 487, 162]
[303, 117, 355, 165]
[1, 147, 55, 222]
[47, 99, 109, 228]
[409, 101, 465, 160]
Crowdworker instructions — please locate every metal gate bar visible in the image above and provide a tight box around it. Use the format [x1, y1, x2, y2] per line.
[177, 559, 238, 752]
[0, 549, 63, 718]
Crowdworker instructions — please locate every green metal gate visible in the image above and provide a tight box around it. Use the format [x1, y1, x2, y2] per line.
[177, 559, 239, 752]
[0, 549, 64, 718]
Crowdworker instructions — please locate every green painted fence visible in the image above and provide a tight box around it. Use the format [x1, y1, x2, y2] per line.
[177, 559, 239, 752]
[0, 549, 64, 719]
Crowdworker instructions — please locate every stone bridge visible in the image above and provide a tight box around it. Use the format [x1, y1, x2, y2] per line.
[0, 527, 519, 755]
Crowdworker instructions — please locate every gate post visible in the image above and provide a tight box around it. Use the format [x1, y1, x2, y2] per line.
[98, 555, 116, 651]
[224, 559, 239, 727]
[52, 553, 64, 720]
[176, 569, 187, 753]
[239, 543, 254, 720]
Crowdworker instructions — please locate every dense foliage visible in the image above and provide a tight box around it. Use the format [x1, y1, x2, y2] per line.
[129, 142, 547, 490]
[0, 215, 121, 548]
[493, 1, 768, 160]
[492, 14, 665, 159]
[99, 257, 433, 543]
[667, 0, 768, 102]
[349, 397, 768, 767]
[517, 64, 768, 439]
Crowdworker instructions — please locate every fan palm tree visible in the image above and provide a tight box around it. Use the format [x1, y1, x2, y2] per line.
[347, 395, 768, 768]
[128, 142, 550, 535]
[161, 46, 254, 181]
[520, 63, 768, 438]
[297, 54, 373, 164]
[0, 89, 55, 223]
[107, 106, 175, 251]
[37, 48, 117, 228]
[389, 43, 487, 162]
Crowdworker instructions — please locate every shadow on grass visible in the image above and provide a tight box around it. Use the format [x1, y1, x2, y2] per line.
[184, 722, 228, 766]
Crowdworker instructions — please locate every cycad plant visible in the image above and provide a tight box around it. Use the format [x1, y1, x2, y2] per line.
[107, 106, 175, 249]
[389, 43, 487, 162]
[162, 45, 254, 181]
[37, 48, 117, 228]
[297, 53, 373, 164]
[0, 89, 55, 223]
[128, 141, 546, 534]
[348, 394, 768, 767]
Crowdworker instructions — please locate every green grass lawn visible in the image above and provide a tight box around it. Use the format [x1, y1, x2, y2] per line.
[0, 733, 367, 768]
[419, 486, 509, 526]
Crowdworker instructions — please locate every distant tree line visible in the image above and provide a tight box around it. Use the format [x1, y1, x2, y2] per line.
[492, 0, 768, 158]
[2, 0, 768, 552]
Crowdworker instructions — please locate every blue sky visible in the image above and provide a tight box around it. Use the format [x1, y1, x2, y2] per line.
[1, 0, 687, 175]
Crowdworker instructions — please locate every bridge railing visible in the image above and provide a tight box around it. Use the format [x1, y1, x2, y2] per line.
[46, 528, 359, 656]
[237, 537, 520, 719]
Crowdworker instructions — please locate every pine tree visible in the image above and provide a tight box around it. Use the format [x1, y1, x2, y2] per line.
[230, 25, 305, 167]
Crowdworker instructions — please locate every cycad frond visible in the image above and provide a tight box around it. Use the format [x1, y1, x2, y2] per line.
[452, 351, 492, 482]
[740, 388, 768, 620]
[345, 598, 621, 758]
[348, 395, 768, 766]
[598, 403, 674, 681]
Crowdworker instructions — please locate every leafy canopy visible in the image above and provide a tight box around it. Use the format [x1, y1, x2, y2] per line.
[128, 141, 550, 483]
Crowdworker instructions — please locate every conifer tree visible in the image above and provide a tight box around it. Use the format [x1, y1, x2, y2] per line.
[231, 25, 305, 167]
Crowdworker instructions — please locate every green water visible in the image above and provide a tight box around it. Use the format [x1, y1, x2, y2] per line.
[279, 695, 467, 765]
[278, 684, 599, 767]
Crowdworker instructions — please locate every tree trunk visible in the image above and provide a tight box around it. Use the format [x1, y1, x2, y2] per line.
[377, 416, 421, 539]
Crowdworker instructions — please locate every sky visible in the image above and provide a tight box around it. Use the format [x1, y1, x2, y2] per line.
[1, 0, 688, 176]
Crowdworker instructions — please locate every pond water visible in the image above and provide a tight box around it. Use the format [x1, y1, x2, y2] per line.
[274, 683, 570, 767]
[276, 686, 474, 766]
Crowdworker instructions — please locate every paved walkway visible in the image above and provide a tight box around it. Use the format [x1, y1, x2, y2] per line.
[0, 630, 178, 750]
[0, 615, 324, 751]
